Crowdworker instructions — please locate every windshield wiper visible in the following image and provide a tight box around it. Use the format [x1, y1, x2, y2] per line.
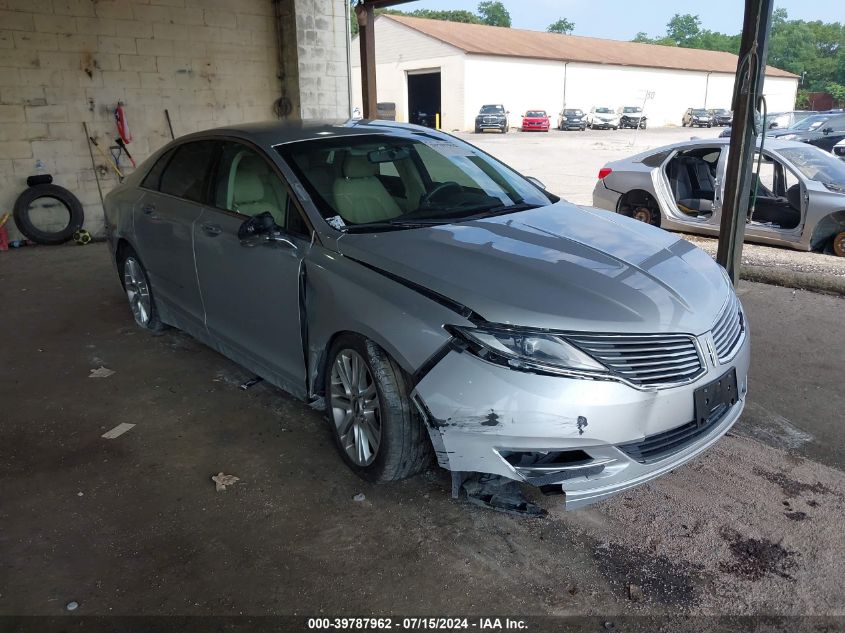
[342, 218, 450, 233]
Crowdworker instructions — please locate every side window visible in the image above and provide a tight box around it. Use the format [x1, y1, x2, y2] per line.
[141, 148, 175, 191]
[213, 142, 289, 228]
[159, 141, 217, 203]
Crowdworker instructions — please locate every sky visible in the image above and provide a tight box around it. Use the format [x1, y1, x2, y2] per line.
[394, 0, 840, 40]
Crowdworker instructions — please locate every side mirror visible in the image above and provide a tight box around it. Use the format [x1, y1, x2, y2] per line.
[506, 110, 510, 115]
[238, 212, 296, 250]
[823, 127, 833, 135]
[526, 176, 546, 190]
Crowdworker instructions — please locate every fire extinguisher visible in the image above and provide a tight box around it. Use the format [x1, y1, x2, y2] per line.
[115, 102, 132, 145]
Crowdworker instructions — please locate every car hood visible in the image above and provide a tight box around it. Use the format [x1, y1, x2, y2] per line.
[336, 203, 729, 335]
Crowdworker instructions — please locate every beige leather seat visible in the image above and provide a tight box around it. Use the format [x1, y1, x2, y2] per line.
[229, 154, 286, 226]
[332, 153, 402, 224]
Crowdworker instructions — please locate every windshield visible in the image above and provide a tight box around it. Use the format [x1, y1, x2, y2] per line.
[778, 146, 845, 185]
[564, 109, 583, 116]
[278, 133, 552, 231]
[526, 111, 546, 117]
[692, 109, 708, 115]
[595, 107, 612, 114]
[788, 115, 830, 131]
[480, 105, 504, 114]
[622, 107, 641, 113]
[713, 109, 730, 115]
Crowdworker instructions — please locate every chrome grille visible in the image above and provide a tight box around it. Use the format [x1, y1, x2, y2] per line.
[711, 293, 745, 363]
[566, 333, 704, 387]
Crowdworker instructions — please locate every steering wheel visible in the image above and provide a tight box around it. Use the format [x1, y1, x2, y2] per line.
[419, 181, 462, 208]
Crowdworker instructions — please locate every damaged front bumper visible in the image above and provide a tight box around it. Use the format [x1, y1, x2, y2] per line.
[411, 333, 750, 510]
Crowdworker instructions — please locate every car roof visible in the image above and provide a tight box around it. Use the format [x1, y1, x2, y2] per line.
[622, 137, 820, 162]
[167, 119, 441, 150]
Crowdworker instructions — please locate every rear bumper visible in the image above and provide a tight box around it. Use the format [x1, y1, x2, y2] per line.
[592, 179, 622, 212]
[412, 322, 750, 510]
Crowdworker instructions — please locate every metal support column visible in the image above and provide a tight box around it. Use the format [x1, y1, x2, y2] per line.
[356, 2, 377, 119]
[716, 0, 775, 284]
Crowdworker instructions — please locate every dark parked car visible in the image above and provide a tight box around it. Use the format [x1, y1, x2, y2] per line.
[767, 113, 833, 138]
[682, 108, 714, 128]
[776, 113, 845, 153]
[708, 109, 732, 126]
[617, 106, 647, 129]
[765, 111, 813, 130]
[557, 108, 587, 131]
[474, 104, 508, 133]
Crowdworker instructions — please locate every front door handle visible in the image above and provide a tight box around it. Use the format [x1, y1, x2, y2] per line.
[141, 203, 158, 218]
[201, 223, 222, 236]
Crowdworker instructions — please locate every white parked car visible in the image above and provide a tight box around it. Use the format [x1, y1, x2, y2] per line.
[587, 106, 619, 130]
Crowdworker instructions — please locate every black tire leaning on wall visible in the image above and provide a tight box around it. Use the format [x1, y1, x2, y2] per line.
[13, 184, 84, 246]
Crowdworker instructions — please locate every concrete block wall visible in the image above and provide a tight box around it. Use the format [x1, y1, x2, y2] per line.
[292, 0, 350, 120]
[0, 0, 351, 241]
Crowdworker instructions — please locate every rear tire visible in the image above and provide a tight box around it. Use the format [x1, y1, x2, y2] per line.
[119, 248, 165, 332]
[325, 334, 430, 482]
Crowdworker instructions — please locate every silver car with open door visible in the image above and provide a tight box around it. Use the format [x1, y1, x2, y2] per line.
[105, 120, 750, 510]
[593, 137, 845, 257]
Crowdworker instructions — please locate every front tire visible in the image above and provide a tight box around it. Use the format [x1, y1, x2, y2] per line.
[325, 334, 430, 482]
[119, 249, 164, 332]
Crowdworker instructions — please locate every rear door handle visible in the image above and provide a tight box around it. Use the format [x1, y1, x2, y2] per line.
[201, 223, 222, 236]
[141, 203, 157, 218]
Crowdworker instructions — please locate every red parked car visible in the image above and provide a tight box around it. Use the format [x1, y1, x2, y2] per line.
[521, 110, 550, 132]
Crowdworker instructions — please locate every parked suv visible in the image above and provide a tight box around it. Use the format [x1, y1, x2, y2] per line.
[475, 104, 509, 133]
[708, 109, 732, 126]
[617, 106, 646, 129]
[682, 108, 714, 128]
[558, 108, 587, 131]
[587, 106, 619, 130]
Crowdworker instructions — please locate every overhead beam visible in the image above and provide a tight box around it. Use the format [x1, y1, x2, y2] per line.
[716, 0, 775, 283]
[356, 2, 377, 118]
[354, 0, 415, 119]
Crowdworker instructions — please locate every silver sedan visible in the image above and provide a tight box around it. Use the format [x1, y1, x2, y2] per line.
[593, 137, 845, 257]
[105, 120, 749, 509]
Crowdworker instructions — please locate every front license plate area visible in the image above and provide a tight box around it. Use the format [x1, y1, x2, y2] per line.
[693, 368, 738, 428]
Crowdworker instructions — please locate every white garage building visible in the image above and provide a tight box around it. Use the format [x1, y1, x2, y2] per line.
[351, 15, 798, 131]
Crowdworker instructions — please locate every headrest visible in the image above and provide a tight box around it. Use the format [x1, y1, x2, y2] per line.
[343, 153, 378, 178]
[234, 169, 264, 203]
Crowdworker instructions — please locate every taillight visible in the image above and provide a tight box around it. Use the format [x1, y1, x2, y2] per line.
[598, 167, 612, 180]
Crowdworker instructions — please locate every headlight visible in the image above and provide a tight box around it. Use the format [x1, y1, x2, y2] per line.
[452, 325, 607, 374]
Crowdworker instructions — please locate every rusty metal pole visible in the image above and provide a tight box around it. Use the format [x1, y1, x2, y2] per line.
[356, 2, 377, 119]
[716, 0, 774, 284]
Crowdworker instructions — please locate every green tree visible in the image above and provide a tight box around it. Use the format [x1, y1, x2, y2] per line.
[666, 13, 701, 46]
[828, 82, 845, 105]
[547, 18, 575, 35]
[477, 1, 511, 27]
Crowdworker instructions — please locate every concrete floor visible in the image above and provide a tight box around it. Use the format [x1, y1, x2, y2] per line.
[2, 243, 844, 617]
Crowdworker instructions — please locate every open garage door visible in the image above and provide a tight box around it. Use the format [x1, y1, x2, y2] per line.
[407, 70, 441, 129]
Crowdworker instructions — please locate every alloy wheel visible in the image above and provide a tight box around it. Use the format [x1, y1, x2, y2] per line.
[123, 257, 152, 327]
[330, 349, 382, 467]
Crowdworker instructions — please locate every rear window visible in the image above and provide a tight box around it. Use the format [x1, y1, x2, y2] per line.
[159, 141, 218, 203]
[141, 148, 175, 191]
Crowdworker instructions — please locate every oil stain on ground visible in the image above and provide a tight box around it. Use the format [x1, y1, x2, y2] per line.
[592, 541, 703, 607]
[718, 527, 798, 581]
